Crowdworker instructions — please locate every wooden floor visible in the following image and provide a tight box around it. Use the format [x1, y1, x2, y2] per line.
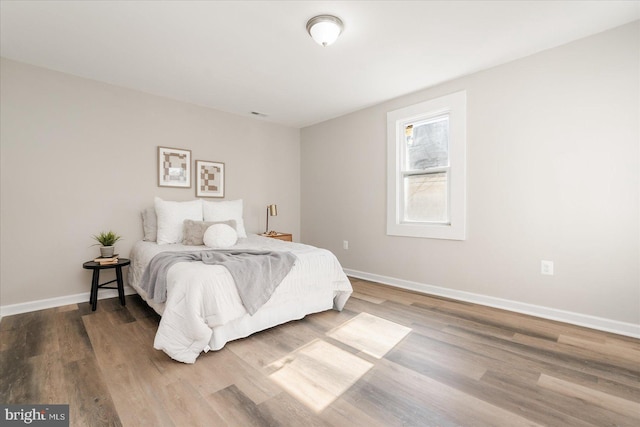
[1, 278, 639, 426]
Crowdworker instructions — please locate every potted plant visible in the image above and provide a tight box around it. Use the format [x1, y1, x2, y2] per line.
[92, 231, 122, 258]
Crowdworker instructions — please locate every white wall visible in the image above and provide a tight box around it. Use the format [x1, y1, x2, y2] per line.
[301, 22, 639, 326]
[0, 58, 300, 306]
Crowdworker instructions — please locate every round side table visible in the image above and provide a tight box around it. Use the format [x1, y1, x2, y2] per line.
[82, 258, 130, 311]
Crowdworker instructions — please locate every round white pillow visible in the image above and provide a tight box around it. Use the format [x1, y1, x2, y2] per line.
[203, 223, 238, 248]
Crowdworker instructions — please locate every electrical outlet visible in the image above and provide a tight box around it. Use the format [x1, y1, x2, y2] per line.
[541, 260, 554, 276]
[343, 240, 349, 250]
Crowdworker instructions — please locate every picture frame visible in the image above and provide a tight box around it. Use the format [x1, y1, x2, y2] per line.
[158, 146, 191, 188]
[196, 160, 225, 198]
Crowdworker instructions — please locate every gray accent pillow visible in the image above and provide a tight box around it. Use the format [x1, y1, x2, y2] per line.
[182, 219, 237, 246]
[141, 207, 157, 242]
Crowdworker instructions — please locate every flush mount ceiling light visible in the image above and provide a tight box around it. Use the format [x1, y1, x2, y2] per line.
[306, 15, 344, 47]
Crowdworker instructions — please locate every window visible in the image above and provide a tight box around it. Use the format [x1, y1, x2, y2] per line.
[387, 91, 466, 240]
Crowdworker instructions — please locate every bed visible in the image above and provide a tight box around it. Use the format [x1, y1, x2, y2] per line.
[128, 233, 353, 363]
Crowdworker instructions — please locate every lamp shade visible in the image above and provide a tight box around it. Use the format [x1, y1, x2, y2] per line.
[306, 15, 343, 47]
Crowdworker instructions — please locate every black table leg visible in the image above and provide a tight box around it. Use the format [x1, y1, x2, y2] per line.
[90, 270, 99, 311]
[115, 266, 126, 306]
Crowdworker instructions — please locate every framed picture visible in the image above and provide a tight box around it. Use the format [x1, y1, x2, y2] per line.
[158, 146, 191, 188]
[196, 160, 225, 198]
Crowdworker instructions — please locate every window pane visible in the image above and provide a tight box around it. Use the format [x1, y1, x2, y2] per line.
[404, 172, 448, 222]
[405, 117, 449, 170]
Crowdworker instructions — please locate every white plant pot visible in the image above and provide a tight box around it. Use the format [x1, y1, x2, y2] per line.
[100, 246, 115, 258]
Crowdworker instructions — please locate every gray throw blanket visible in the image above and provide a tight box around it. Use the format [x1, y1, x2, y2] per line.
[140, 250, 297, 315]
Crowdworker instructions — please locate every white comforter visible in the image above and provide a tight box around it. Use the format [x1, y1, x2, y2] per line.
[129, 235, 352, 363]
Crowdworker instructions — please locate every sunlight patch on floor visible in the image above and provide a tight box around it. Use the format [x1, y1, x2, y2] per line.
[326, 312, 412, 359]
[267, 339, 373, 413]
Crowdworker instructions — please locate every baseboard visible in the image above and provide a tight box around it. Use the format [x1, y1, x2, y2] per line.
[344, 268, 640, 339]
[0, 286, 137, 320]
[4, 273, 638, 339]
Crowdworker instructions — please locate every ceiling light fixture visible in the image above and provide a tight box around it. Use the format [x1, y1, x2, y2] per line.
[306, 15, 344, 47]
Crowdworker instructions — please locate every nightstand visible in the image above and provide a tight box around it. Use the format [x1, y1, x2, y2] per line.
[82, 258, 130, 311]
[261, 232, 292, 242]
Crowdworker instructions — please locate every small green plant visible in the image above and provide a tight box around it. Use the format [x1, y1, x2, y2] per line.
[92, 231, 122, 247]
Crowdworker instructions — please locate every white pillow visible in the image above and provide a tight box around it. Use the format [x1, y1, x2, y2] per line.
[202, 199, 247, 238]
[154, 197, 203, 245]
[203, 224, 238, 248]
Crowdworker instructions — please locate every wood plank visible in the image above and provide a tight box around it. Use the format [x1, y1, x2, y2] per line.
[350, 291, 385, 304]
[56, 309, 94, 362]
[257, 391, 332, 427]
[0, 346, 32, 403]
[156, 379, 227, 426]
[266, 339, 374, 413]
[27, 350, 67, 405]
[538, 374, 640, 420]
[205, 385, 273, 426]
[558, 333, 640, 366]
[316, 396, 390, 427]
[81, 311, 174, 426]
[0, 313, 33, 403]
[63, 357, 122, 427]
[349, 357, 544, 427]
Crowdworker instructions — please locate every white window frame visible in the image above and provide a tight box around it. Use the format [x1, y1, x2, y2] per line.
[387, 91, 467, 240]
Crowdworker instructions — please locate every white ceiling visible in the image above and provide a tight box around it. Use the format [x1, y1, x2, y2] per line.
[1, 1, 638, 128]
